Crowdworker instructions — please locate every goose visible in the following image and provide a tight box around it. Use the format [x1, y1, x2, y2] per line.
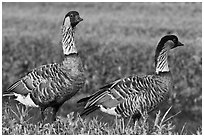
[77, 34, 184, 122]
[3, 11, 85, 121]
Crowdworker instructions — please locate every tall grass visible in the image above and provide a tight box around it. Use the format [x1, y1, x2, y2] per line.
[2, 105, 201, 135]
[2, 2, 202, 134]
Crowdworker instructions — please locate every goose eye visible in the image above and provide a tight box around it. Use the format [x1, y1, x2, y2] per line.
[172, 38, 177, 43]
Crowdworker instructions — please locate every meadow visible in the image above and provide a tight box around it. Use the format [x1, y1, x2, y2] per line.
[2, 2, 202, 135]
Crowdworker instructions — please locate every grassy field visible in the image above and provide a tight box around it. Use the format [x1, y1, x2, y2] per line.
[2, 2, 202, 135]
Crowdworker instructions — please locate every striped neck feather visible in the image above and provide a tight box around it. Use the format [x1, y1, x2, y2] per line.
[155, 43, 170, 74]
[61, 25, 78, 55]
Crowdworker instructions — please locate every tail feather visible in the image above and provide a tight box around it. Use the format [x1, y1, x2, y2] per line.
[80, 106, 99, 116]
[2, 93, 14, 97]
[77, 82, 118, 116]
[2, 93, 15, 97]
[85, 90, 108, 108]
[77, 96, 91, 104]
[2, 92, 16, 100]
[7, 79, 22, 92]
[6, 77, 33, 95]
[77, 94, 103, 116]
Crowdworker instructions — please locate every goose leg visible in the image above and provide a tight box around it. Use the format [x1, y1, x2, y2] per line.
[126, 115, 132, 127]
[132, 112, 142, 124]
[51, 106, 60, 121]
[40, 107, 46, 121]
[142, 111, 148, 123]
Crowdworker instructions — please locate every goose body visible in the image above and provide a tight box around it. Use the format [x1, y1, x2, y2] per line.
[4, 11, 85, 121]
[77, 35, 184, 121]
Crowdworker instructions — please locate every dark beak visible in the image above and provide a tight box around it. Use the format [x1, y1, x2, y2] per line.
[177, 41, 184, 46]
[76, 15, 83, 23]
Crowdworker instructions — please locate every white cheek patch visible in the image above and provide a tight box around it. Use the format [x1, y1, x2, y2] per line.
[99, 105, 121, 117]
[64, 17, 71, 27]
[14, 93, 39, 107]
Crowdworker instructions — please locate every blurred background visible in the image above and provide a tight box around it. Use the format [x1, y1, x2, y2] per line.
[2, 2, 202, 134]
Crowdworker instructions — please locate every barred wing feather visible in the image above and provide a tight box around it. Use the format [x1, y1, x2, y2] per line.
[79, 75, 168, 117]
[6, 63, 75, 106]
